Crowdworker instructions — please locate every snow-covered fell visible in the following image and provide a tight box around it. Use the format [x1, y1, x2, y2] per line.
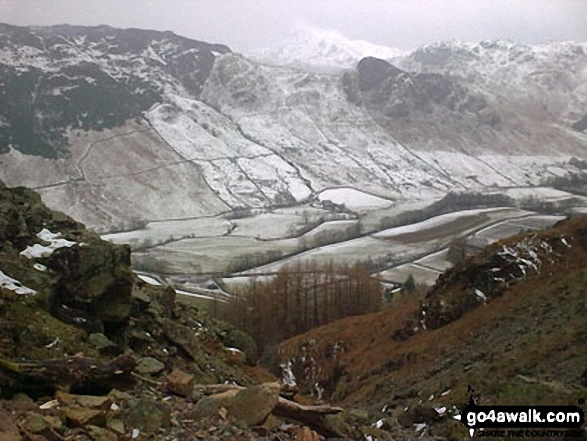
[395, 39, 587, 123]
[0, 24, 586, 230]
[247, 26, 406, 73]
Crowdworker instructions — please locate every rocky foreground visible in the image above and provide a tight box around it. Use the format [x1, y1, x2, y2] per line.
[0, 180, 361, 440]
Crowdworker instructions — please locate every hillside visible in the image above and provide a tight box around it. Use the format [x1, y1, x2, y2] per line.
[277, 215, 587, 439]
[0, 181, 366, 440]
[395, 40, 587, 126]
[0, 23, 586, 232]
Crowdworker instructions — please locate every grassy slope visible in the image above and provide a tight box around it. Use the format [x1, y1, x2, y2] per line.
[278, 216, 587, 416]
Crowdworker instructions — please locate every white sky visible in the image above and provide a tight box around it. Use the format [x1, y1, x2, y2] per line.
[1, 0, 585, 52]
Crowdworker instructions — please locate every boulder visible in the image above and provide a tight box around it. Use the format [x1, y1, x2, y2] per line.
[55, 392, 112, 410]
[397, 405, 439, 428]
[227, 382, 281, 426]
[219, 328, 257, 364]
[65, 406, 106, 428]
[22, 412, 50, 434]
[0, 182, 133, 336]
[106, 418, 125, 436]
[162, 319, 202, 361]
[89, 333, 122, 356]
[167, 368, 194, 397]
[224, 347, 247, 365]
[125, 397, 170, 435]
[135, 357, 165, 375]
[49, 240, 133, 330]
[192, 391, 237, 419]
[190, 382, 284, 427]
[87, 425, 118, 441]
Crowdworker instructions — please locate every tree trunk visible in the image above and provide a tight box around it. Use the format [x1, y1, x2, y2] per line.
[0, 353, 137, 394]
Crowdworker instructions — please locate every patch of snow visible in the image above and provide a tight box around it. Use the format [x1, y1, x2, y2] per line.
[281, 360, 297, 387]
[137, 274, 162, 286]
[435, 406, 447, 415]
[174, 289, 219, 301]
[39, 400, 59, 410]
[0, 270, 36, 295]
[373, 419, 385, 429]
[414, 423, 427, 432]
[374, 208, 506, 239]
[45, 337, 60, 348]
[34, 263, 47, 272]
[20, 229, 77, 259]
[475, 289, 487, 303]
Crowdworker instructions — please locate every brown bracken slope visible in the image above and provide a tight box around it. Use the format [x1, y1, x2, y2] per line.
[278, 215, 587, 438]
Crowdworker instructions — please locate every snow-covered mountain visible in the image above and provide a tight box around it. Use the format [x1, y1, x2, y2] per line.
[0, 23, 586, 231]
[247, 26, 406, 73]
[395, 39, 587, 125]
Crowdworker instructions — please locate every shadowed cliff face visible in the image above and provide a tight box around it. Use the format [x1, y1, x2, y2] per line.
[343, 56, 499, 151]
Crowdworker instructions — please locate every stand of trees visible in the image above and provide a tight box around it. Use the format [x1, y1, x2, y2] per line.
[219, 261, 382, 354]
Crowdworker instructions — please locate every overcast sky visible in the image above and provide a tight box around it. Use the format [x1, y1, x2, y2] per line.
[1, 0, 586, 52]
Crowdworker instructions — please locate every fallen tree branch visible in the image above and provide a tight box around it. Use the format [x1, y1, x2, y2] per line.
[0, 353, 137, 393]
[192, 383, 244, 395]
[189, 382, 345, 437]
[273, 397, 344, 438]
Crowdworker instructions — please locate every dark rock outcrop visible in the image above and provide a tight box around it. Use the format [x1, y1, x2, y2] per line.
[0, 181, 132, 335]
[48, 241, 133, 332]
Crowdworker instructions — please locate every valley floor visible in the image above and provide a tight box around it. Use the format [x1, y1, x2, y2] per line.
[102, 185, 587, 305]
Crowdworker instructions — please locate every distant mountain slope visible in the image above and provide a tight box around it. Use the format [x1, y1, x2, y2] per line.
[0, 23, 230, 158]
[0, 23, 586, 231]
[203, 52, 585, 197]
[277, 215, 587, 438]
[395, 40, 587, 126]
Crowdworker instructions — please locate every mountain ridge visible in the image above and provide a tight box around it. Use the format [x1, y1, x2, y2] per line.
[0, 23, 586, 231]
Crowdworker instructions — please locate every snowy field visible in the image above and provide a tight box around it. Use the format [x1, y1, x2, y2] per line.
[377, 213, 566, 286]
[317, 187, 393, 210]
[378, 264, 441, 286]
[475, 215, 565, 242]
[414, 248, 453, 272]
[103, 216, 230, 247]
[139, 236, 299, 274]
[503, 187, 576, 201]
[119, 184, 587, 293]
[373, 207, 530, 240]
[102, 206, 342, 246]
